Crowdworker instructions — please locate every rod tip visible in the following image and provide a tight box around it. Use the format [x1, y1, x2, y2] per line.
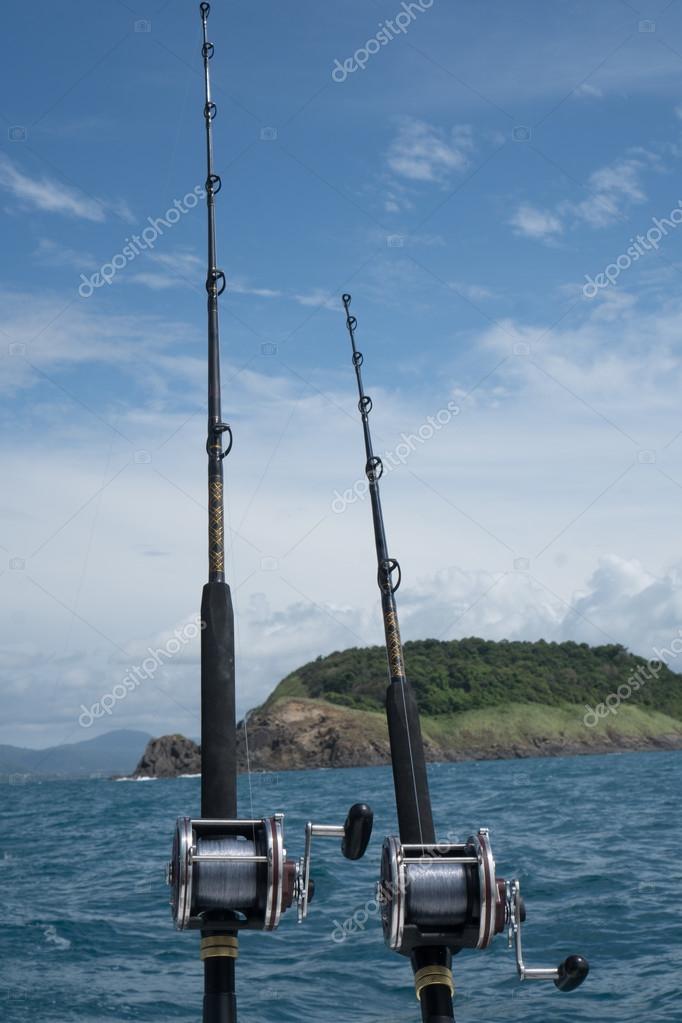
[200, 2, 210, 17]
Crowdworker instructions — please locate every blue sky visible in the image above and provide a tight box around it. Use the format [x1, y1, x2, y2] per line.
[4, 0, 682, 748]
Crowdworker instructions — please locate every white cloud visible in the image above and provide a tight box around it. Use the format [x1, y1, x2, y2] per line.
[0, 287, 198, 395]
[574, 83, 603, 99]
[402, 555, 682, 661]
[511, 152, 655, 241]
[386, 119, 473, 184]
[128, 249, 203, 291]
[0, 155, 129, 223]
[34, 238, 93, 269]
[509, 203, 563, 241]
[4, 286, 682, 744]
[293, 288, 338, 310]
[450, 281, 498, 302]
[565, 156, 649, 228]
[231, 280, 283, 299]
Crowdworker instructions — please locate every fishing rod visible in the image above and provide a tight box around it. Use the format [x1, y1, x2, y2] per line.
[340, 293, 589, 1021]
[163, 9, 373, 1022]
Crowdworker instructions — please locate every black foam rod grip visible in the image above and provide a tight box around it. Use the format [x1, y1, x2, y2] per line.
[386, 680, 435, 844]
[200, 581, 237, 819]
[342, 803, 373, 860]
[554, 955, 589, 992]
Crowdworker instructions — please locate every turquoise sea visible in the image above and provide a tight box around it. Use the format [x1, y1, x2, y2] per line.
[1, 751, 680, 1022]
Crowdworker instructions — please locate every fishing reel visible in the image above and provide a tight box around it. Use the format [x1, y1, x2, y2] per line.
[378, 828, 588, 992]
[167, 803, 373, 931]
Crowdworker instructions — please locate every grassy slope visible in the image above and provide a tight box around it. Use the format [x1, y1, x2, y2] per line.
[420, 702, 682, 749]
[258, 638, 682, 755]
[259, 693, 682, 756]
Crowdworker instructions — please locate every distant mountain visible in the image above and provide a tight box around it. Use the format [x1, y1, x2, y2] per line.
[0, 729, 152, 779]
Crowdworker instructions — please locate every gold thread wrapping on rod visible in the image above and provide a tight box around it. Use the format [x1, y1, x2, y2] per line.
[414, 965, 454, 1001]
[208, 477, 224, 574]
[384, 610, 405, 678]
[200, 935, 239, 960]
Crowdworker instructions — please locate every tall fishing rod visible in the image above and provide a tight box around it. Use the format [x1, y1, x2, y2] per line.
[164, 13, 373, 1023]
[340, 293, 589, 1020]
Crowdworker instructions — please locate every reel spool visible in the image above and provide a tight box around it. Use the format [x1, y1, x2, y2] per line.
[167, 803, 373, 932]
[379, 828, 504, 953]
[168, 815, 292, 931]
[379, 827, 589, 992]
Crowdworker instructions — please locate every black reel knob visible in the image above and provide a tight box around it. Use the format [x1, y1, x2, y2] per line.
[555, 954, 589, 992]
[341, 803, 373, 860]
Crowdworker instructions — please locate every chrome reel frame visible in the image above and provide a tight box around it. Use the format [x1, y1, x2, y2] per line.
[379, 828, 503, 954]
[167, 803, 374, 933]
[378, 827, 588, 992]
[168, 815, 288, 931]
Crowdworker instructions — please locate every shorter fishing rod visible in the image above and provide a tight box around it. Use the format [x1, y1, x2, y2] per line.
[339, 293, 589, 1019]
[162, 10, 373, 1023]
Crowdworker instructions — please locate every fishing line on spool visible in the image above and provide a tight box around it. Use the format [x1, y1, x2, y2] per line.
[194, 836, 259, 911]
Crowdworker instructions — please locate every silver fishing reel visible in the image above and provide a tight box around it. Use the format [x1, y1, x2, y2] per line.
[167, 803, 373, 932]
[379, 827, 588, 992]
[379, 828, 504, 953]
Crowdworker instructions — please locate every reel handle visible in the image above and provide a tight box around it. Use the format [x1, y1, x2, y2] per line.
[342, 803, 374, 860]
[555, 954, 590, 992]
[507, 880, 589, 992]
[297, 803, 373, 921]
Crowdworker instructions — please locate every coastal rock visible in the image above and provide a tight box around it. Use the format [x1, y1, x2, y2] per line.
[237, 699, 391, 770]
[132, 733, 201, 778]
[127, 699, 682, 777]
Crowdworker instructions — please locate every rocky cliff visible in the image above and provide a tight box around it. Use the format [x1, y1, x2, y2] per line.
[131, 733, 201, 778]
[129, 697, 682, 776]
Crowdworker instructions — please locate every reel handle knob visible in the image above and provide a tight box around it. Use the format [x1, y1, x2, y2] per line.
[554, 955, 589, 992]
[341, 803, 373, 860]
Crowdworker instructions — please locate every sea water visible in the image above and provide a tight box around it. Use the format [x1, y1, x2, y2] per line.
[1, 750, 679, 1022]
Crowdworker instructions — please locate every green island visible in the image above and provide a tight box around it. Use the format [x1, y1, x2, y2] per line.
[239, 638, 682, 769]
[129, 638, 682, 776]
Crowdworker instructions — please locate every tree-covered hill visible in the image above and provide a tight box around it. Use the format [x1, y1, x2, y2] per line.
[266, 638, 682, 719]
